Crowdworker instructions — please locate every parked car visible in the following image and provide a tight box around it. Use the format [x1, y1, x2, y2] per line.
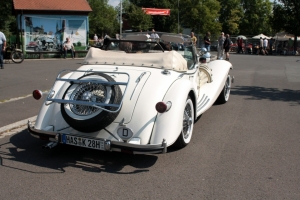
[28, 32, 234, 154]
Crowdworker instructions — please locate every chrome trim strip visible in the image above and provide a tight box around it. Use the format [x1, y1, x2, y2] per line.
[197, 95, 208, 108]
[130, 72, 146, 100]
[197, 98, 210, 112]
[57, 78, 127, 86]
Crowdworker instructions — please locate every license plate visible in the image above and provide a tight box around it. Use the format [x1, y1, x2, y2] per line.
[61, 134, 105, 150]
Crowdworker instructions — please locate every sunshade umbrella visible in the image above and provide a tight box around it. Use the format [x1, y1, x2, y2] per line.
[252, 34, 270, 39]
[236, 35, 247, 40]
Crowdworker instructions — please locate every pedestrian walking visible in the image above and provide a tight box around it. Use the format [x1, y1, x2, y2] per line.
[0, 30, 7, 69]
[223, 34, 231, 61]
[217, 32, 225, 59]
[204, 32, 211, 51]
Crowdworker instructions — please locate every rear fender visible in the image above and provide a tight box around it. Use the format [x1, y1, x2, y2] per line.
[34, 72, 74, 130]
[151, 79, 196, 146]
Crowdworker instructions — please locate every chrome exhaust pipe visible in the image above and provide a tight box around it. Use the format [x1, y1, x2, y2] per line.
[43, 142, 58, 149]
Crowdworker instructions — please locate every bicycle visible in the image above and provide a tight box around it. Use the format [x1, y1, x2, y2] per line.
[4, 43, 24, 63]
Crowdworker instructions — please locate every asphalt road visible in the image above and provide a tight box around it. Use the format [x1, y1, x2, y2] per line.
[0, 54, 300, 199]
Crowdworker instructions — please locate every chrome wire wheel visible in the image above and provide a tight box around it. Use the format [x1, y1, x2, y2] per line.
[224, 75, 231, 101]
[63, 75, 112, 120]
[216, 75, 231, 104]
[61, 73, 123, 133]
[175, 97, 194, 148]
[69, 82, 110, 116]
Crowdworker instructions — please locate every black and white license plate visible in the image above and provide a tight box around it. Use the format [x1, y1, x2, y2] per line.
[61, 134, 105, 150]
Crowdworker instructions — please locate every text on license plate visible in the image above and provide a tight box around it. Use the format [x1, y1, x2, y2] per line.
[62, 135, 104, 150]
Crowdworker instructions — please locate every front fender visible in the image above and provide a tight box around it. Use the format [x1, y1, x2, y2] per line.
[150, 78, 196, 146]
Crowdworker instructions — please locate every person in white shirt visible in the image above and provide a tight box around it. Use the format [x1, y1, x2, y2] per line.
[217, 32, 225, 59]
[150, 29, 159, 41]
[263, 38, 268, 50]
[93, 34, 98, 45]
[0, 31, 6, 69]
[63, 37, 75, 59]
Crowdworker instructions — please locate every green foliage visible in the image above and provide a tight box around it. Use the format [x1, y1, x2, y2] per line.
[127, 4, 153, 31]
[179, 0, 222, 35]
[0, 0, 17, 38]
[219, 0, 243, 35]
[88, 0, 119, 38]
[129, 0, 178, 32]
[3, 0, 299, 43]
[271, 0, 300, 36]
[115, 0, 153, 31]
[239, 0, 273, 35]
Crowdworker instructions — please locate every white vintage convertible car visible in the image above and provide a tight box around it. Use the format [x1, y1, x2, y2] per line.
[28, 32, 233, 154]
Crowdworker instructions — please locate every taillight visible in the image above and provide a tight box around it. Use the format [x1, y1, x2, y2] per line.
[33, 90, 43, 100]
[155, 101, 172, 113]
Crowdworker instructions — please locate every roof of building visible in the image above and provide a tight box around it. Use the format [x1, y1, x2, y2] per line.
[13, 0, 92, 12]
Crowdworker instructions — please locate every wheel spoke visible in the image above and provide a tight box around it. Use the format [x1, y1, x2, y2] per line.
[69, 82, 109, 116]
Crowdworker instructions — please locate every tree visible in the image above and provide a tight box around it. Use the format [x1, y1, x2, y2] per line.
[126, 4, 153, 31]
[179, 0, 221, 35]
[88, 0, 119, 38]
[0, 0, 17, 40]
[271, 0, 300, 51]
[239, 0, 273, 35]
[219, 0, 243, 35]
[129, 0, 178, 32]
[115, 0, 153, 32]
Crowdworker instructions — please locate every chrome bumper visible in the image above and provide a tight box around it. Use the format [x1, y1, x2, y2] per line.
[27, 121, 167, 154]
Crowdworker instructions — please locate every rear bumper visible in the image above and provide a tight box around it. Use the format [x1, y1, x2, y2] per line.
[27, 121, 167, 154]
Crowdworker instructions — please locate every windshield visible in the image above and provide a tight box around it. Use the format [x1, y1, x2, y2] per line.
[96, 32, 197, 70]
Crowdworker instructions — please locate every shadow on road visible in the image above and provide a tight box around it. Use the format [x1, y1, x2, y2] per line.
[231, 86, 300, 105]
[0, 129, 158, 174]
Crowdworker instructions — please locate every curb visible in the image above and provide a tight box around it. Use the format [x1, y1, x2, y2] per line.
[0, 116, 37, 137]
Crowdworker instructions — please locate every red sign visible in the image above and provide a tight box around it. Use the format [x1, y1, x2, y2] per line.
[142, 8, 170, 16]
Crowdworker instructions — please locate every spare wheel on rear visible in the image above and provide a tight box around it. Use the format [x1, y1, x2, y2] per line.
[61, 73, 122, 133]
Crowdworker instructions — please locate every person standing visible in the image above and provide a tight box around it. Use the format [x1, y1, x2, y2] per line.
[263, 38, 268, 55]
[269, 38, 274, 55]
[204, 31, 211, 51]
[237, 37, 244, 54]
[93, 34, 98, 45]
[217, 32, 225, 59]
[0, 31, 7, 69]
[191, 32, 197, 46]
[223, 34, 231, 61]
[63, 37, 75, 59]
[259, 37, 263, 55]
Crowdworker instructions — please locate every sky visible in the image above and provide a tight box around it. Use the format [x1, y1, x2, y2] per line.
[108, 0, 119, 7]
